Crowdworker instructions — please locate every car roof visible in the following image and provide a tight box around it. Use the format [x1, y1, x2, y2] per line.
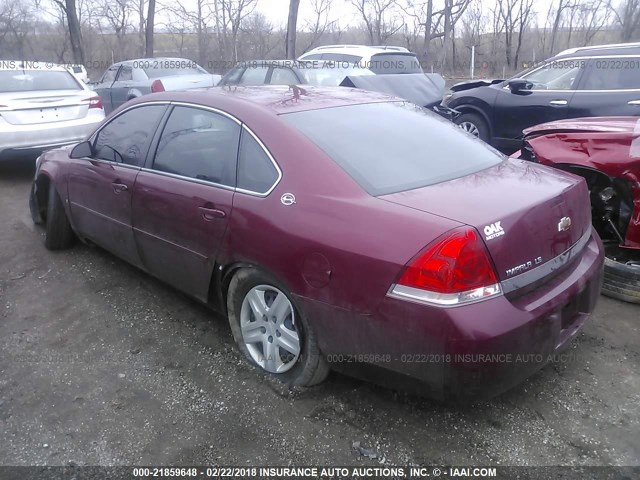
[301, 45, 412, 56]
[140, 85, 399, 115]
[0, 60, 68, 72]
[555, 42, 640, 58]
[115, 57, 196, 67]
[236, 60, 302, 68]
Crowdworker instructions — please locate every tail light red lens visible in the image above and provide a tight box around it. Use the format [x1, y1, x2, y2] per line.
[151, 79, 165, 93]
[88, 96, 103, 109]
[391, 227, 501, 306]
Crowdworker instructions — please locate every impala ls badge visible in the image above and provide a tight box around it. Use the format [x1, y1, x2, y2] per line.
[558, 216, 572, 232]
[281, 193, 296, 206]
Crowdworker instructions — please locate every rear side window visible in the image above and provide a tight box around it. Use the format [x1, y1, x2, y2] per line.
[239, 66, 269, 85]
[581, 58, 640, 90]
[237, 129, 279, 194]
[281, 102, 502, 196]
[367, 53, 423, 74]
[94, 105, 166, 166]
[152, 106, 241, 186]
[270, 67, 299, 85]
[0, 70, 81, 92]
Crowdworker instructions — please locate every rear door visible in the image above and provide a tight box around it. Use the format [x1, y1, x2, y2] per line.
[108, 65, 135, 111]
[569, 55, 640, 118]
[92, 65, 120, 114]
[493, 60, 586, 144]
[66, 103, 168, 268]
[132, 105, 241, 301]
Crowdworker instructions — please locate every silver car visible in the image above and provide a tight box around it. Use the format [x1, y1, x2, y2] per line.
[92, 58, 221, 114]
[0, 61, 105, 161]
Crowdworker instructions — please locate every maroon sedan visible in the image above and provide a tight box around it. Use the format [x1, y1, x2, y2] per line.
[30, 86, 604, 400]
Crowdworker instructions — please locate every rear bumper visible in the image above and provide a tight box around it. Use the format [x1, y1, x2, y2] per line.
[0, 114, 103, 160]
[300, 232, 604, 401]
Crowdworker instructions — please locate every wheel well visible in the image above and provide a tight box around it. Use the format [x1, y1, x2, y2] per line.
[34, 174, 51, 221]
[454, 105, 492, 137]
[207, 262, 257, 313]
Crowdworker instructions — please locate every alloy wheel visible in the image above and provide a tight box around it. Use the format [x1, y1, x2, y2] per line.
[459, 121, 480, 137]
[239, 285, 301, 373]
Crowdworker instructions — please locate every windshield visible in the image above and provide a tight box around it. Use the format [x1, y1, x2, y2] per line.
[281, 102, 502, 196]
[364, 53, 423, 74]
[0, 70, 81, 92]
[299, 66, 374, 86]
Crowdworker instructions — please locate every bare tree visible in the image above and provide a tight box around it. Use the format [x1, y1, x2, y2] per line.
[301, 0, 334, 53]
[351, 0, 402, 44]
[494, 0, 534, 68]
[615, 0, 640, 40]
[145, 0, 155, 56]
[0, 0, 35, 58]
[285, 0, 300, 59]
[51, 0, 85, 63]
[214, 0, 258, 62]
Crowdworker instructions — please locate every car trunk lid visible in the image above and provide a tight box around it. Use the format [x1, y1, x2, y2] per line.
[379, 159, 592, 283]
[0, 90, 92, 125]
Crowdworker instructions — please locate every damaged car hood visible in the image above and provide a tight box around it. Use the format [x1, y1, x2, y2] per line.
[339, 73, 445, 107]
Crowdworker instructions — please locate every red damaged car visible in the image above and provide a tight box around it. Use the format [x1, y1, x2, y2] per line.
[30, 86, 604, 400]
[519, 117, 640, 303]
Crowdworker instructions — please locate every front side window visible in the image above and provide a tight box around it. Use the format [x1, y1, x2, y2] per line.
[237, 129, 279, 194]
[581, 57, 640, 90]
[367, 53, 423, 74]
[281, 102, 502, 196]
[101, 67, 119, 83]
[117, 66, 133, 82]
[152, 106, 241, 186]
[93, 105, 166, 166]
[523, 60, 583, 90]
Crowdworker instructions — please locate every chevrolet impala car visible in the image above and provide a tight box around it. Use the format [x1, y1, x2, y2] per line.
[29, 86, 604, 400]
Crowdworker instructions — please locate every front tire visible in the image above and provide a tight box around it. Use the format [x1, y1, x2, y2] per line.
[455, 112, 490, 143]
[44, 184, 74, 250]
[227, 268, 329, 386]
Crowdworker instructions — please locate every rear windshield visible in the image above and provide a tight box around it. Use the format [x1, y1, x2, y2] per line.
[281, 102, 502, 196]
[0, 70, 81, 92]
[366, 53, 423, 74]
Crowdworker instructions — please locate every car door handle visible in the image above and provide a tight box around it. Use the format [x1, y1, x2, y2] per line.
[549, 100, 568, 106]
[198, 206, 226, 220]
[628, 100, 640, 106]
[112, 182, 128, 193]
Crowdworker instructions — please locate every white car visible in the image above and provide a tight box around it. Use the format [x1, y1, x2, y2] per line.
[0, 61, 105, 161]
[298, 45, 423, 74]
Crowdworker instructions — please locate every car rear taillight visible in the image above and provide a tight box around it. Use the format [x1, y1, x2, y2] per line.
[389, 227, 501, 306]
[151, 79, 165, 93]
[88, 96, 103, 109]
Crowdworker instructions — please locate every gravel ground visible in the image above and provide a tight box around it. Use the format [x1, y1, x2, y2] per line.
[0, 159, 638, 468]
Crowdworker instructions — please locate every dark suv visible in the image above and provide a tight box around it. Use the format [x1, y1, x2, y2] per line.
[444, 42, 640, 152]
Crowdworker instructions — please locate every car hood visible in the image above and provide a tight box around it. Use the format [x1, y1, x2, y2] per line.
[449, 79, 504, 93]
[339, 73, 445, 107]
[524, 117, 640, 136]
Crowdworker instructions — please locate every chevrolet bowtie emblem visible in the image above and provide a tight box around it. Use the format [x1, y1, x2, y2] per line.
[558, 216, 572, 232]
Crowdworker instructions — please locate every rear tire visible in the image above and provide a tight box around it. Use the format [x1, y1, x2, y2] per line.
[455, 112, 490, 143]
[602, 254, 640, 304]
[227, 268, 329, 387]
[44, 184, 74, 250]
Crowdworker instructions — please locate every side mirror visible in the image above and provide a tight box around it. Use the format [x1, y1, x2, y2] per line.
[507, 78, 532, 93]
[70, 141, 93, 159]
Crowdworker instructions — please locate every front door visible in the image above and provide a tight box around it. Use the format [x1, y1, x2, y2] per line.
[132, 105, 241, 301]
[67, 103, 168, 268]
